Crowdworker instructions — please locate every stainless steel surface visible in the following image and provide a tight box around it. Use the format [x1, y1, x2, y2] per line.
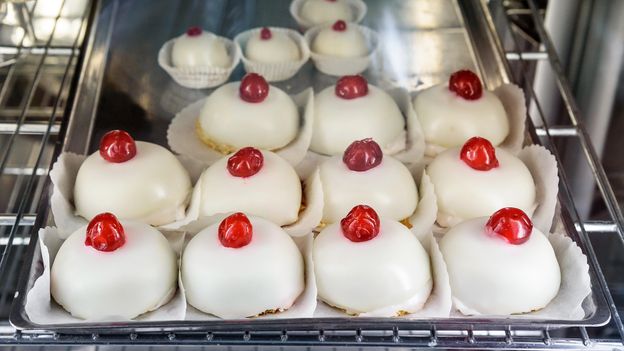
[1, 0, 624, 348]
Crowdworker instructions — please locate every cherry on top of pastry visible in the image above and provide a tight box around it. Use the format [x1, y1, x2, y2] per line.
[186, 26, 202, 37]
[332, 19, 347, 32]
[341, 205, 381, 242]
[227, 147, 264, 178]
[219, 212, 253, 248]
[343, 138, 383, 172]
[335, 75, 368, 99]
[485, 207, 533, 245]
[460, 136, 499, 171]
[260, 27, 272, 40]
[99, 130, 137, 163]
[85, 212, 126, 252]
[449, 69, 483, 100]
[239, 73, 270, 103]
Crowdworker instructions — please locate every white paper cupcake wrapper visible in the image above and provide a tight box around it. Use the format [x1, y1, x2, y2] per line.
[184, 234, 317, 319]
[313, 232, 451, 318]
[158, 35, 241, 89]
[294, 87, 425, 180]
[416, 83, 527, 158]
[431, 144, 558, 234]
[167, 166, 323, 237]
[49, 152, 201, 238]
[234, 27, 310, 82]
[25, 227, 187, 324]
[167, 88, 314, 169]
[450, 232, 592, 319]
[289, 0, 367, 31]
[518, 145, 559, 234]
[304, 23, 378, 76]
[409, 171, 439, 241]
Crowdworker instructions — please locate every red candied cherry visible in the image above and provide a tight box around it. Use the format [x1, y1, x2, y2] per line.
[332, 20, 347, 32]
[449, 69, 483, 100]
[343, 138, 383, 171]
[227, 147, 264, 177]
[485, 207, 533, 245]
[99, 130, 137, 163]
[186, 26, 202, 37]
[335, 75, 368, 99]
[260, 27, 272, 40]
[219, 212, 253, 248]
[341, 205, 381, 242]
[239, 73, 269, 103]
[460, 136, 499, 171]
[85, 212, 126, 252]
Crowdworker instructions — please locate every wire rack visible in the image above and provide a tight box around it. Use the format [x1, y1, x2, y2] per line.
[2, 0, 624, 348]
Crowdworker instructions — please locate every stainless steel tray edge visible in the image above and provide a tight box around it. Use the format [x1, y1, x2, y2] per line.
[8, 0, 612, 334]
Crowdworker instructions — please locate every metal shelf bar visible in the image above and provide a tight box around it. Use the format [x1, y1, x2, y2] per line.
[526, 0, 624, 243]
[492, 0, 624, 345]
[0, 0, 87, 290]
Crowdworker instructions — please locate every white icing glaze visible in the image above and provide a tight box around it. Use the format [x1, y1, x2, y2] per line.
[313, 219, 432, 314]
[198, 82, 299, 150]
[51, 220, 177, 320]
[74, 142, 192, 226]
[414, 84, 509, 149]
[171, 31, 230, 68]
[427, 147, 536, 226]
[182, 215, 304, 318]
[246, 30, 300, 63]
[300, 0, 353, 26]
[198, 150, 302, 226]
[311, 85, 405, 155]
[439, 217, 561, 315]
[311, 23, 368, 58]
[319, 155, 418, 223]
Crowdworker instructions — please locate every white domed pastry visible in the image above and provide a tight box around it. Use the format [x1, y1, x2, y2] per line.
[74, 130, 192, 226]
[314, 205, 432, 314]
[439, 208, 560, 315]
[197, 147, 302, 226]
[197, 73, 299, 153]
[414, 70, 509, 151]
[319, 139, 418, 223]
[51, 213, 178, 320]
[427, 137, 536, 227]
[182, 213, 304, 318]
[311, 75, 405, 155]
[300, 0, 353, 26]
[246, 27, 300, 63]
[312, 20, 368, 58]
[171, 27, 230, 68]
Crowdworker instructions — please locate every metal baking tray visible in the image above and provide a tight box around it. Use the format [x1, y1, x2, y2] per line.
[9, 0, 612, 334]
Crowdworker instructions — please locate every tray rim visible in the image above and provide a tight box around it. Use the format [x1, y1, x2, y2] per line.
[9, 0, 613, 334]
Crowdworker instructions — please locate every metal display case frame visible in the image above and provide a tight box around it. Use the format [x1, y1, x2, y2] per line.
[1, 0, 624, 348]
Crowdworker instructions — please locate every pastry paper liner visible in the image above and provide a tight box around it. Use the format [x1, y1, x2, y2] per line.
[234, 27, 310, 82]
[431, 144, 558, 234]
[165, 167, 323, 238]
[313, 232, 451, 318]
[449, 232, 592, 320]
[304, 23, 378, 76]
[157, 35, 241, 89]
[183, 234, 317, 319]
[289, 0, 367, 31]
[49, 152, 202, 237]
[416, 83, 527, 158]
[24, 227, 187, 324]
[294, 87, 425, 179]
[167, 88, 314, 169]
